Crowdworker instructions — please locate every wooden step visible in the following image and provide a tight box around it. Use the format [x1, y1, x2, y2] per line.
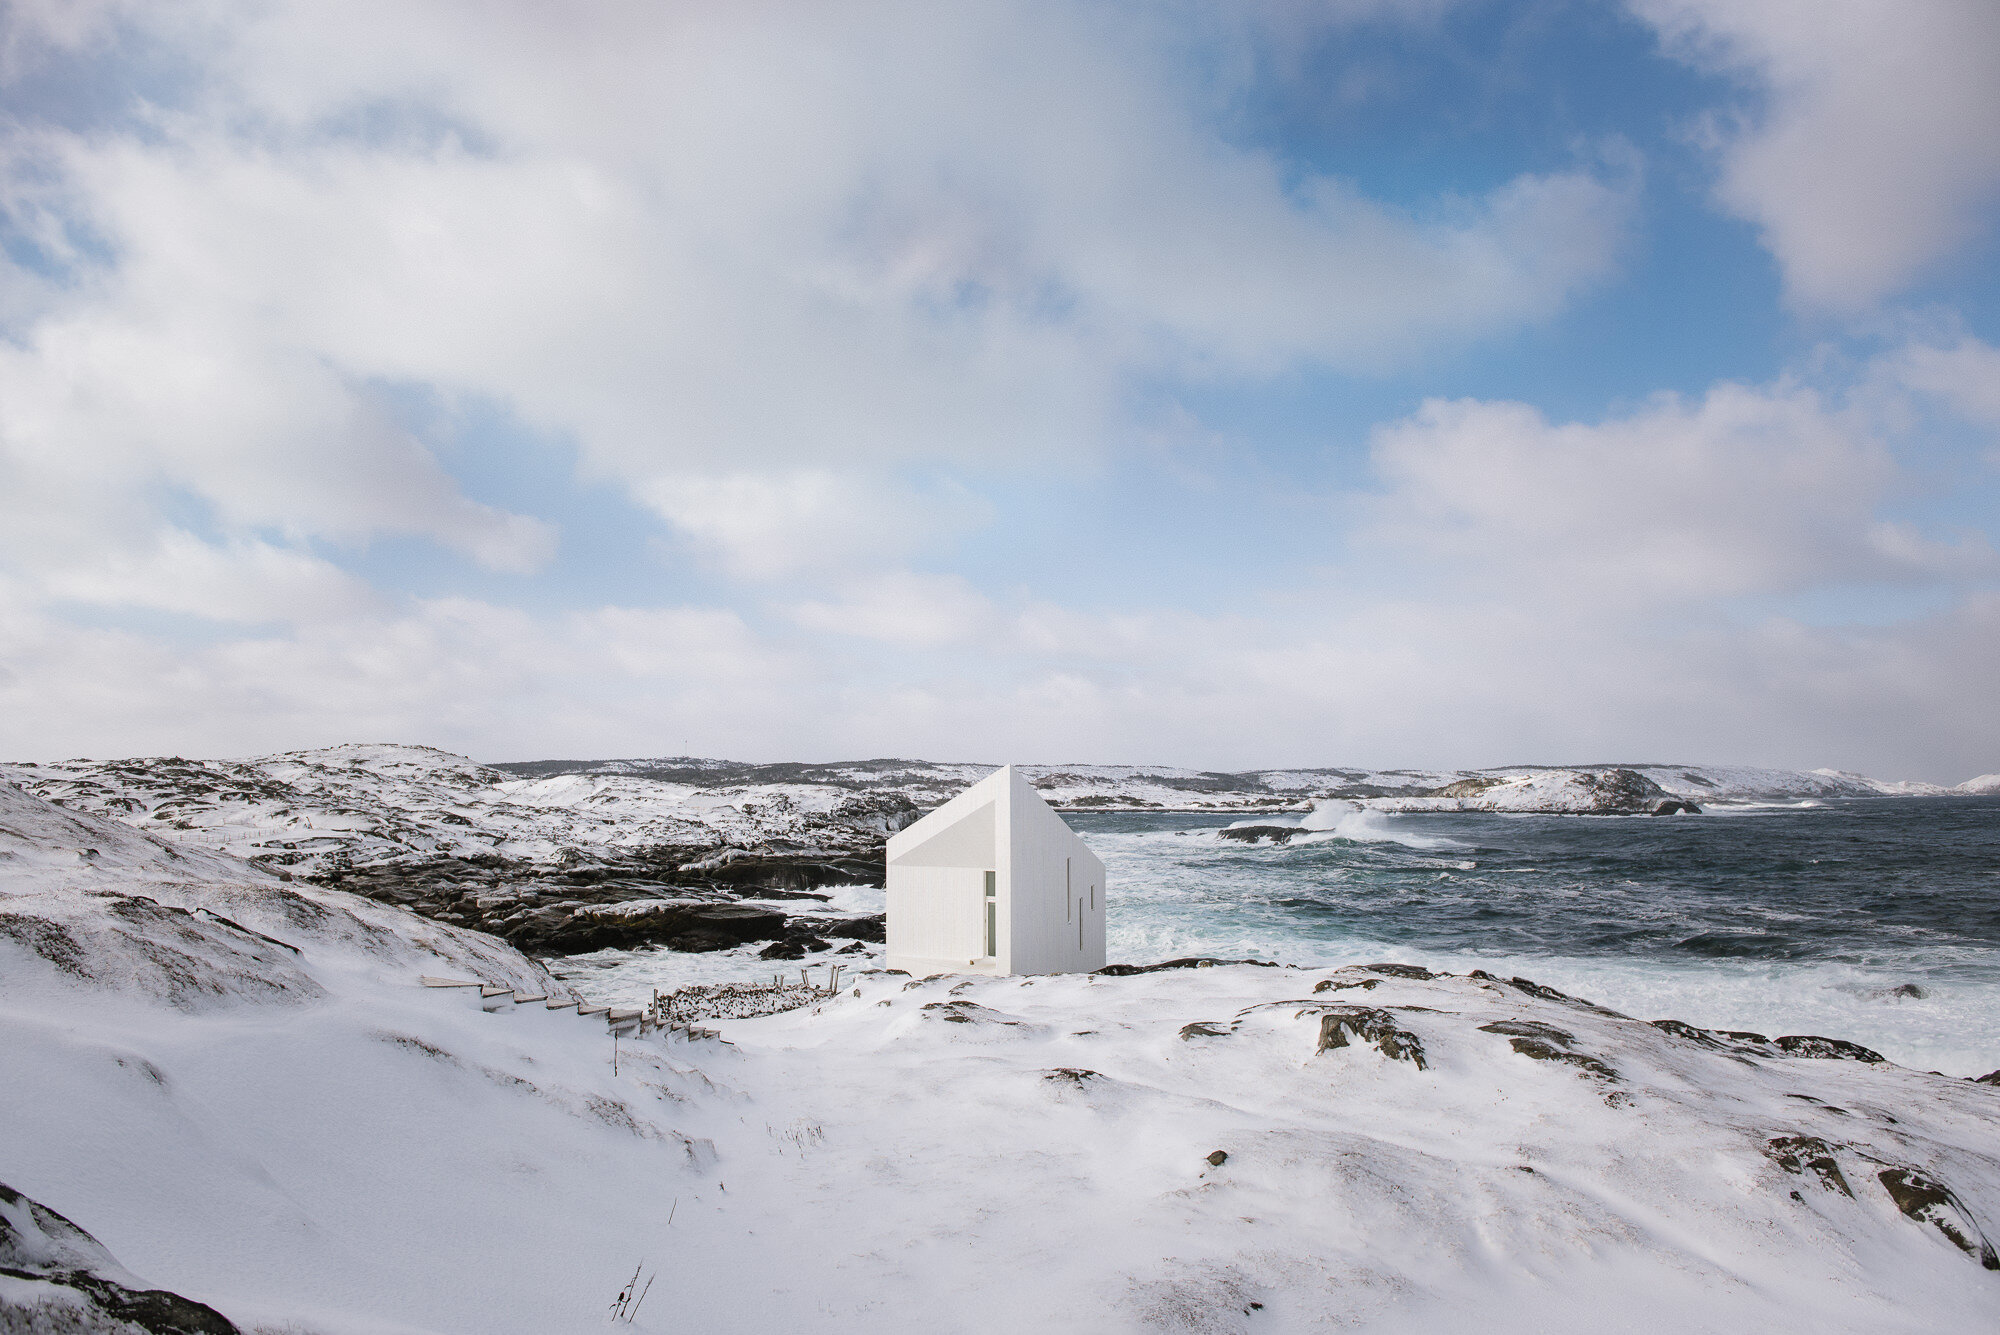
[479, 985, 513, 998]
[545, 998, 579, 1011]
[421, 976, 484, 989]
[578, 1005, 610, 1017]
[510, 993, 548, 1005]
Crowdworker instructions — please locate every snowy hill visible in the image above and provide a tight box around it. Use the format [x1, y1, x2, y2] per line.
[496, 754, 1958, 811]
[0, 746, 914, 954]
[5, 780, 1999, 1332]
[2, 743, 915, 879]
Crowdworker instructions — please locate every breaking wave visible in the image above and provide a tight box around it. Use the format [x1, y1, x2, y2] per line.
[1078, 797, 2000, 1076]
[1225, 799, 1467, 851]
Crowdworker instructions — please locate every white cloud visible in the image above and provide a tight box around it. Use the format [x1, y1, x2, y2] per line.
[0, 588, 812, 762]
[3, 549, 1997, 782]
[1633, 0, 2000, 309]
[1364, 377, 1994, 602]
[789, 571, 999, 649]
[0, 287, 559, 572]
[639, 471, 990, 583]
[41, 531, 378, 625]
[1890, 337, 2000, 428]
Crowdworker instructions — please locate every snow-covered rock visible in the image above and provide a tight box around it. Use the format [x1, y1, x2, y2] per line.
[1369, 768, 1701, 815]
[746, 961, 2000, 1331]
[1959, 773, 2000, 795]
[1, 743, 914, 880]
[1, 779, 717, 1332]
[0, 747, 906, 955]
[1, 1180, 240, 1334]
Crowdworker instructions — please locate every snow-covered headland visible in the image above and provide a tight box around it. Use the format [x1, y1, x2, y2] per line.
[5, 777, 1999, 1332]
[496, 753, 1978, 811]
[0, 745, 910, 961]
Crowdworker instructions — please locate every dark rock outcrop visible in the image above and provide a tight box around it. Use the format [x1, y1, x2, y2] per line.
[1216, 825, 1305, 844]
[1357, 962, 1436, 980]
[1771, 1034, 1886, 1063]
[1479, 1019, 1619, 1081]
[527, 900, 789, 954]
[1097, 957, 1277, 976]
[1764, 1136, 1853, 1197]
[1469, 971, 1626, 1016]
[0, 1181, 240, 1333]
[1313, 1006, 1429, 1069]
[325, 847, 888, 954]
[1646, 1019, 1885, 1064]
[1877, 1168, 2000, 1268]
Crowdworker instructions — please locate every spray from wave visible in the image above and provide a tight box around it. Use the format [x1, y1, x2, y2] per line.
[1225, 799, 1467, 851]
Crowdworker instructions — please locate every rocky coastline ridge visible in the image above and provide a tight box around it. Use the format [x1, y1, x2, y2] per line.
[0, 744, 908, 961]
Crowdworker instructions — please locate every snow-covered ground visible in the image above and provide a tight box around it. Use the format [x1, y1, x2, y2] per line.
[6, 778, 1999, 1333]
[0, 743, 914, 878]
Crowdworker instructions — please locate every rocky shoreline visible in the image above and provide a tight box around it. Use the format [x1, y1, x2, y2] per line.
[321, 850, 887, 958]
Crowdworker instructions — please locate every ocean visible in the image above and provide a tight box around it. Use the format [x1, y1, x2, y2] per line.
[1079, 796, 2000, 1077]
[554, 795, 2000, 1077]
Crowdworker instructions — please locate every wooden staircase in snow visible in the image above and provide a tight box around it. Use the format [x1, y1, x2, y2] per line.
[418, 976, 716, 1041]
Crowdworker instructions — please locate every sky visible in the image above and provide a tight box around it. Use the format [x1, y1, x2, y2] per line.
[0, 0, 1997, 781]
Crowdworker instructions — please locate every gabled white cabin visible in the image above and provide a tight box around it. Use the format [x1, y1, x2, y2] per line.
[885, 765, 1106, 977]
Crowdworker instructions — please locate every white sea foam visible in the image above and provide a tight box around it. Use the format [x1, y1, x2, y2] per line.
[1225, 798, 1467, 850]
[1082, 814, 2000, 1076]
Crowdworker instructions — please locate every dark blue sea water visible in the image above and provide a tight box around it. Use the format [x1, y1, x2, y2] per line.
[1077, 797, 2000, 1076]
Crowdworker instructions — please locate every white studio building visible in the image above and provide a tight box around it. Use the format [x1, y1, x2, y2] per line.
[885, 766, 1106, 977]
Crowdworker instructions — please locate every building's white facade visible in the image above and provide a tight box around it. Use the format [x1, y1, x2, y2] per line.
[885, 766, 1106, 977]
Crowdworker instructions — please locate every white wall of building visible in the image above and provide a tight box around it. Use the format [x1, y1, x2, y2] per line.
[1004, 771, 1105, 975]
[885, 766, 1104, 977]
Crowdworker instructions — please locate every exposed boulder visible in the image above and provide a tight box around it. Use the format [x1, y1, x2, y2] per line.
[811, 914, 886, 943]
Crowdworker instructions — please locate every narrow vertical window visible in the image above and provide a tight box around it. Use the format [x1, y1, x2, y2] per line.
[984, 870, 996, 957]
